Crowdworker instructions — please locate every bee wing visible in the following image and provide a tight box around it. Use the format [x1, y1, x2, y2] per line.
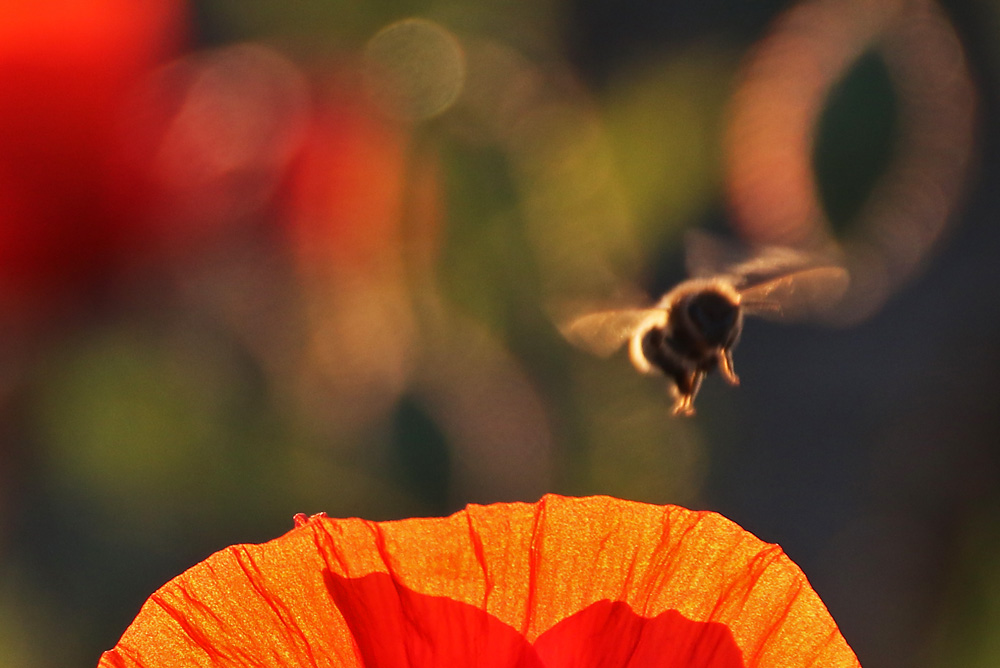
[685, 229, 824, 281]
[560, 308, 666, 357]
[685, 230, 848, 321]
[739, 265, 850, 321]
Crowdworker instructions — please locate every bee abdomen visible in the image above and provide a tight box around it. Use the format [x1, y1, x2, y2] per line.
[641, 327, 690, 377]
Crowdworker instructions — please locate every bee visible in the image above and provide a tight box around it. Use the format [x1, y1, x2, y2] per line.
[560, 237, 849, 416]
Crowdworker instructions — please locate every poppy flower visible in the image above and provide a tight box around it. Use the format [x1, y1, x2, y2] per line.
[98, 494, 858, 667]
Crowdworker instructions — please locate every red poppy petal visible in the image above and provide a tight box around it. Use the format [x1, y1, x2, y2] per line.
[99, 495, 859, 668]
[326, 572, 544, 668]
[534, 600, 743, 668]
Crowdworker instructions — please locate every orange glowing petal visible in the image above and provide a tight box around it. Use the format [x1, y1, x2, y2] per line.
[98, 495, 859, 668]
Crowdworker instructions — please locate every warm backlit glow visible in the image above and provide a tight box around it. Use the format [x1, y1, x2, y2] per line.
[98, 495, 859, 667]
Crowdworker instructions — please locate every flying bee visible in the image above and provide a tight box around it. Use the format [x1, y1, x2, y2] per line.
[560, 238, 849, 416]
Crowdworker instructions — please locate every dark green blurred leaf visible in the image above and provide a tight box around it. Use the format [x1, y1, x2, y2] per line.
[814, 50, 898, 233]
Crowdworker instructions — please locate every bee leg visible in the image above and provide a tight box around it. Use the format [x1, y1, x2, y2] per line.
[717, 349, 740, 386]
[671, 371, 704, 416]
[672, 394, 695, 416]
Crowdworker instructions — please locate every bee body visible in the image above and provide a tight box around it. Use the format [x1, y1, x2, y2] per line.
[560, 239, 848, 416]
[634, 281, 743, 415]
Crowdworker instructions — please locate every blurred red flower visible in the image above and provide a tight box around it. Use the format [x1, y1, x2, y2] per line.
[280, 82, 446, 427]
[0, 0, 186, 312]
[98, 495, 859, 667]
[288, 96, 409, 274]
[285, 83, 443, 278]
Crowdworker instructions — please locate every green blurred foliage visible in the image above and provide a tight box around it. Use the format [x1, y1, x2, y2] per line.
[196, 0, 427, 47]
[814, 50, 899, 233]
[603, 45, 736, 245]
[438, 143, 530, 331]
[930, 506, 1000, 668]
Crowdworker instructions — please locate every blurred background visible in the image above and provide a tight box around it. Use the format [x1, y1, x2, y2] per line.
[0, 0, 997, 666]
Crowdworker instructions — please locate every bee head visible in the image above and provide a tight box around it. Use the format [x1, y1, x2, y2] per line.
[686, 289, 741, 347]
